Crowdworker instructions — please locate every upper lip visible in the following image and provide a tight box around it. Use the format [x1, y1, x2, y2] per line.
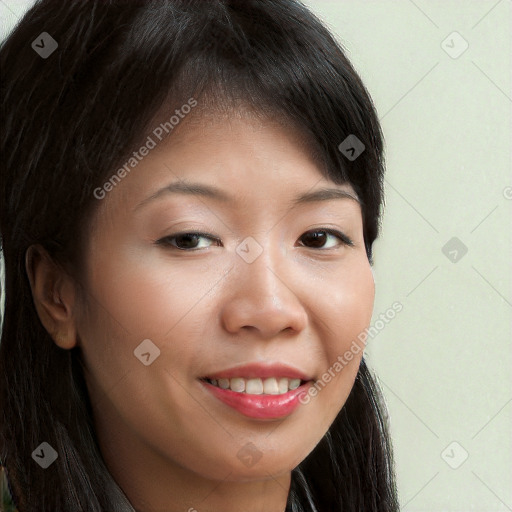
[202, 362, 314, 381]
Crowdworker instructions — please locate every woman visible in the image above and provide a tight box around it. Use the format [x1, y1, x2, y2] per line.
[0, 0, 399, 510]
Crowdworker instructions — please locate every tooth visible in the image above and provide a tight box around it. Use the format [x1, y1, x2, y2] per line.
[211, 379, 218, 386]
[245, 378, 263, 394]
[218, 378, 230, 389]
[263, 377, 280, 395]
[230, 377, 245, 393]
[289, 378, 301, 390]
[278, 377, 289, 394]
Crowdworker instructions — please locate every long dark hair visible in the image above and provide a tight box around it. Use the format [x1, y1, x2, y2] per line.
[0, 0, 399, 510]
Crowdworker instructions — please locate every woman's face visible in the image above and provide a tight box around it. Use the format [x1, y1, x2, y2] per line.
[75, 111, 375, 501]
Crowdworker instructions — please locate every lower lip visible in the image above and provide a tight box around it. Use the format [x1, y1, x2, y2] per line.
[200, 380, 311, 419]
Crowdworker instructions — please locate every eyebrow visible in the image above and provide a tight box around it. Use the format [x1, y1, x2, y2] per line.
[134, 180, 360, 211]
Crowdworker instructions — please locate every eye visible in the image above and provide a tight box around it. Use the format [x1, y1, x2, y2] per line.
[299, 228, 354, 250]
[156, 231, 219, 251]
[155, 228, 353, 252]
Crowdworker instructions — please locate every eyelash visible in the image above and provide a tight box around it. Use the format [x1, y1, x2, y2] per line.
[155, 228, 354, 251]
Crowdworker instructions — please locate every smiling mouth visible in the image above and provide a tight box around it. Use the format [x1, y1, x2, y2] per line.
[201, 376, 307, 395]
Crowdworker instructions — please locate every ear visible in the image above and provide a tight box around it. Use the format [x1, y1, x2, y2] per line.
[25, 244, 78, 349]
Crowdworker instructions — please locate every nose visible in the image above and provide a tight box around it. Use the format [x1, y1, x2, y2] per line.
[220, 245, 308, 339]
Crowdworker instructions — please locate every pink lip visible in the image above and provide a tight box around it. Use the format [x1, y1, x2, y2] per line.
[200, 379, 312, 419]
[202, 362, 313, 381]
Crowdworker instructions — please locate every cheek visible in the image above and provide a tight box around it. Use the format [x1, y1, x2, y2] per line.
[320, 257, 375, 353]
[86, 238, 230, 337]
[306, 257, 374, 414]
[78, 242, 230, 391]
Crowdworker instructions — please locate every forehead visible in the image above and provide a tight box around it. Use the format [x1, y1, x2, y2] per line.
[92, 112, 357, 225]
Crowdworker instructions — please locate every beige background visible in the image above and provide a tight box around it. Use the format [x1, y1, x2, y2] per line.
[1, 1, 511, 510]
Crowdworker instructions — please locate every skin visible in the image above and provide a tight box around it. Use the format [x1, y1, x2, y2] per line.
[26, 110, 375, 512]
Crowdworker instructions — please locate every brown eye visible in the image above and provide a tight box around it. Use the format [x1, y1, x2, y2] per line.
[173, 233, 202, 249]
[156, 228, 353, 252]
[300, 229, 353, 249]
[156, 232, 219, 251]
